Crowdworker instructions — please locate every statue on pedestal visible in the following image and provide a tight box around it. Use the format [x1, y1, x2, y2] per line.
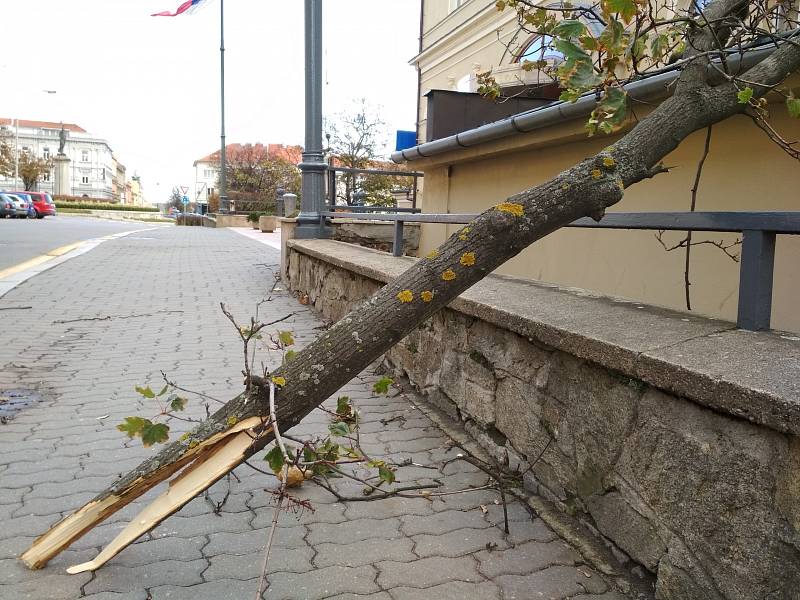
[58, 124, 67, 156]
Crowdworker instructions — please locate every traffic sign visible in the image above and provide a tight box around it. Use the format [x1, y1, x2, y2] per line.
[182, 195, 189, 205]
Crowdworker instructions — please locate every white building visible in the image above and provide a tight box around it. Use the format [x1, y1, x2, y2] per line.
[0, 118, 116, 200]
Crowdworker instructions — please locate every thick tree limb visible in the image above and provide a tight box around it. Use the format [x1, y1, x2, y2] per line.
[21, 27, 800, 573]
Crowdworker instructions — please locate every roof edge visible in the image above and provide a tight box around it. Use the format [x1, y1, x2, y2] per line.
[393, 42, 780, 163]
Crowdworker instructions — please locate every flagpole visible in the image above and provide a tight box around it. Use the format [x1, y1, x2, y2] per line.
[218, 0, 228, 213]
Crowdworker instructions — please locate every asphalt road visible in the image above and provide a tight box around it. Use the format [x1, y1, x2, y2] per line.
[0, 215, 158, 272]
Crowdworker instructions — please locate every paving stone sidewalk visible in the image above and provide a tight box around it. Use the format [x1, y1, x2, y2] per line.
[0, 226, 624, 599]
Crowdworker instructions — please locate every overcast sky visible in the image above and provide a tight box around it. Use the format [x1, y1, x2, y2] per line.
[2, 0, 420, 202]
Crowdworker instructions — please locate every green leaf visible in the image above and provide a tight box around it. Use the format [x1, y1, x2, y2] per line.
[559, 58, 602, 90]
[559, 89, 582, 103]
[169, 395, 188, 412]
[117, 416, 150, 438]
[141, 422, 170, 447]
[599, 20, 625, 55]
[284, 349, 297, 363]
[378, 465, 396, 485]
[303, 446, 318, 463]
[787, 95, 800, 118]
[552, 19, 586, 39]
[278, 331, 295, 347]
[650, 33, 670, 61]
[265, 446, 285, 473]
[737, 87, 753, 104]
[336, 395, 352, 416]
[329, 421, 350, 437]
[603, 0, 638, 23]
[630, 34, 647, 60]
[135, 385, 155, 399]
[587, 87, 628, 135]
[372, 376, 393, 395]
[554, 39, 590, 61]
[157, 385, 169, 397]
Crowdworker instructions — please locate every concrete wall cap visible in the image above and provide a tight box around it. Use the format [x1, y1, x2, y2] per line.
[287, 238, 800, 435]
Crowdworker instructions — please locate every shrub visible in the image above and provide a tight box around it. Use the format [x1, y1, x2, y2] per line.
[54, 198, 159, 212]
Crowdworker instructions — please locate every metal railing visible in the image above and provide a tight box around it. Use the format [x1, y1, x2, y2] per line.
[317, 209, 800, 331]
[325, 166, 423, 210]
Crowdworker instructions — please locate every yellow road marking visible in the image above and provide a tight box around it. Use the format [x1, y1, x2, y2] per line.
[0, 241, 90, 280]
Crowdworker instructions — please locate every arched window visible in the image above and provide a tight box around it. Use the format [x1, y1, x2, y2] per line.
[516, 34, 563, 64]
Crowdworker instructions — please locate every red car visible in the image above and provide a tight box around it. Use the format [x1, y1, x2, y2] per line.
[11, 191, 56, 218]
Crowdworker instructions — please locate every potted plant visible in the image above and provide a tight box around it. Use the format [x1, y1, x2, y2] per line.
[259, 213, 278, 233]
[247, 212, 261, 229]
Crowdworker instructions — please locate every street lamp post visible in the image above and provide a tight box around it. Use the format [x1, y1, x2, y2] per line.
[296, 0, 331, 238]
[218, 0, 229, 214]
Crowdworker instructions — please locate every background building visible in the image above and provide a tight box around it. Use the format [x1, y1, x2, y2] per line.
[396, 0, 800, 332]
[0, 118, 119, 200]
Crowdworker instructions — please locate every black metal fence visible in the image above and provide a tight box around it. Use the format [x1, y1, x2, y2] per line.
[318, 209, 800, 331]
[325, 166, 423, 210]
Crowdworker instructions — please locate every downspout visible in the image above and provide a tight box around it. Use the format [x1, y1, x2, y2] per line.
[415, 0, 424, 145]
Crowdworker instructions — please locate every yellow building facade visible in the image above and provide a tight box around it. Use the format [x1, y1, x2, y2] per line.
[400, 0, 800, 333]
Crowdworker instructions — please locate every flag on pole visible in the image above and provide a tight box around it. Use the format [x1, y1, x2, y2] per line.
[151, 0, 208, 17]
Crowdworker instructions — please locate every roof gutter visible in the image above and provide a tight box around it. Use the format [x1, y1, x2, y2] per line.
[392, 43, 778, 163]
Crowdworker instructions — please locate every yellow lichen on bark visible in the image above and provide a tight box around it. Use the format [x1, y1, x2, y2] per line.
[495, 202, 524, 217]
[602, 156, 616, 167]
[591, 169, 602, 179]
[420, 290, 434, 302]
[396, 289, 414, 303]
[441, 269, 457, 281]
[426, 249, 439, 259]
[460, 252, 476, 266]
[271, 376, 286, 387]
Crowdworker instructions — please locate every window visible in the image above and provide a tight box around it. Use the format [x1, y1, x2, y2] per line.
[81, 150, 90, 162]
[102, 169, 106, 181]
[81, 170, 90, 185]
[517, 35, 563, 64]
[43, 148, 50, 160]
[449, 0, 468, 11]
[204, 169, 214, 178]
[42, 172, 51, 182]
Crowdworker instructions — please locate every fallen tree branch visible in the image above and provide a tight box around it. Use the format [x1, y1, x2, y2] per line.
[20, 18, 800, 573]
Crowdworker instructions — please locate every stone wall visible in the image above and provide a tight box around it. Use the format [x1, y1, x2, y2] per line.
[285, 239, 800, 600]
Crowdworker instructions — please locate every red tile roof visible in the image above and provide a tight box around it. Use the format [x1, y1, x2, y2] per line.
[194, 143, 303, 166]
[0, 118, 87, 133]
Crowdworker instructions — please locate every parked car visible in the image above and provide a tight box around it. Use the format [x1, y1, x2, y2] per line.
[0, 193, 16, 218]
[14, 193, 36, 218]
[11, 191, 56, 218]
[4, 194, 30, 218]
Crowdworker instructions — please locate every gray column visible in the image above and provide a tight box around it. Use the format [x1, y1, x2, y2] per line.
[296, 0, 331, 238]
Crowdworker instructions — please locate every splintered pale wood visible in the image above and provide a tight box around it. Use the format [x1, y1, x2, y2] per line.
[66, 422, 266, 574]
[20, 417, 264, 570]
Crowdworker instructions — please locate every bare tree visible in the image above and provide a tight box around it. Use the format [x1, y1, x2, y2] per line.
[326, 99, 406, 206]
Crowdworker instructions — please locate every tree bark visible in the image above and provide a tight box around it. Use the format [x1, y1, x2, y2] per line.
[21, 26, 800, 572]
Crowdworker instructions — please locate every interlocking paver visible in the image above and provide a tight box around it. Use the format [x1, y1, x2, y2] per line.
[84, 559, 207, 595]
[399, 508, 489, 536]
[389, 580, 502, 599]
[497, 565, 609, 599]
[313, 536, 416, 568]
[476, 540, 581, 577]
[0, 226, 627, 599]
[376, 555, 482, 589]
[307, 517, 401, 545]
[412, 526, 510, 558]
[261, 564, 379, 599]
[204, 547, 315, 580]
